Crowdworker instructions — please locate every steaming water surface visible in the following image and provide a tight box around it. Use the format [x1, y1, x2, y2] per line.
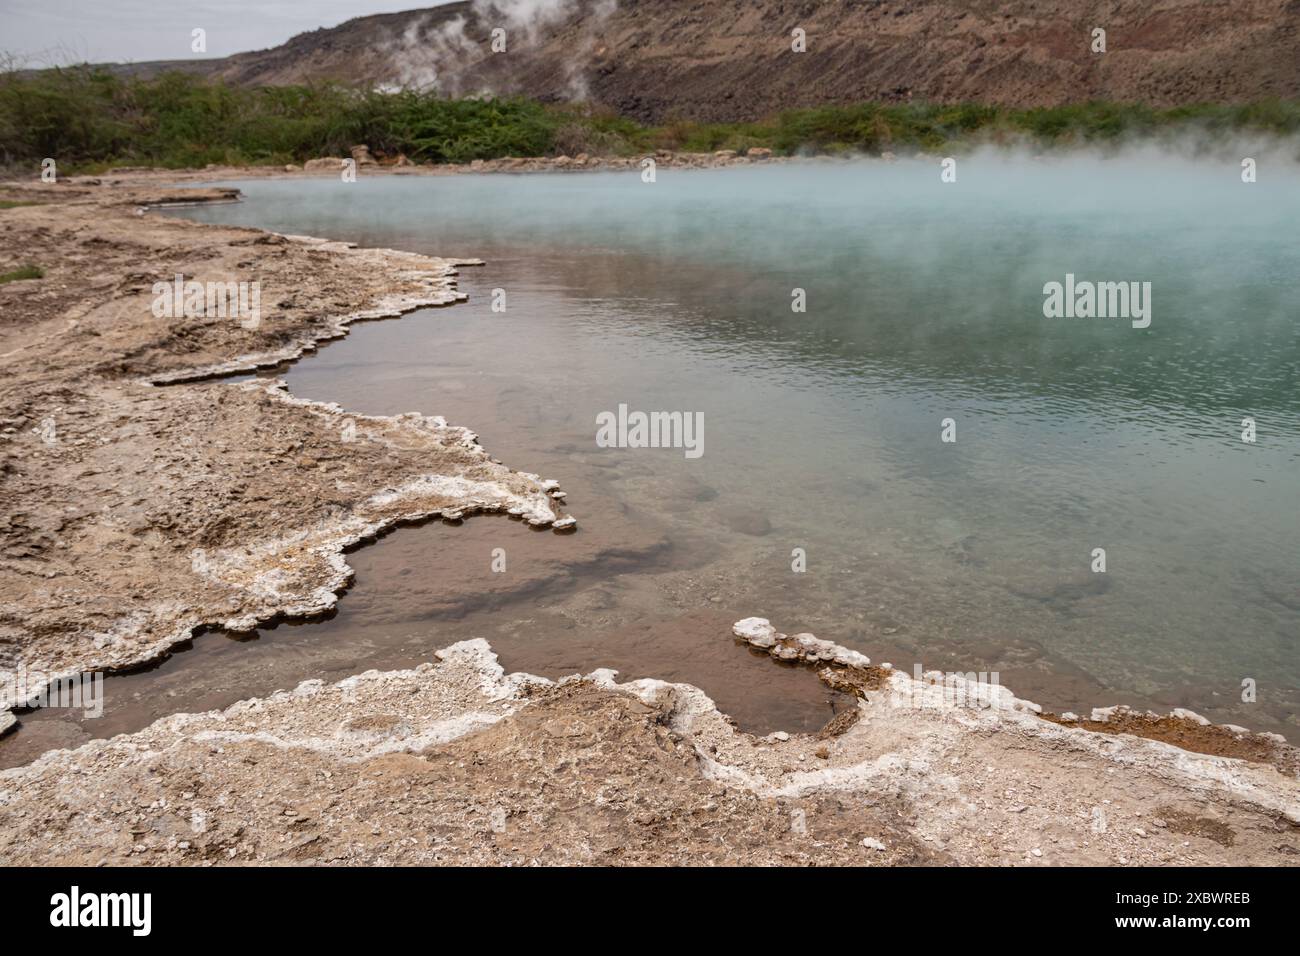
[8, 154, 1297, 762]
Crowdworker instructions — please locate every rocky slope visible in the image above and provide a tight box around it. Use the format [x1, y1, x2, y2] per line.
[107, 0, 1300, 120]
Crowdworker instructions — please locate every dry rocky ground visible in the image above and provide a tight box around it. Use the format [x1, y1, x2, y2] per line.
[0, 176, 571, 732]
[0, 627, 1296, 865]
[0, 172, 1296, 866]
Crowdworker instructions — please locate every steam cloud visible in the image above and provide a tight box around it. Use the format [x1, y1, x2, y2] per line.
[376, 0, 617, 98]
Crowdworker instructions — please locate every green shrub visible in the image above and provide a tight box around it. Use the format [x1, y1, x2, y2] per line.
[0, 264, 43, 283]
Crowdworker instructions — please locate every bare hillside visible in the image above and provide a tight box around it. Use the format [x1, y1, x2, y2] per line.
[114, 0, 1300, 120]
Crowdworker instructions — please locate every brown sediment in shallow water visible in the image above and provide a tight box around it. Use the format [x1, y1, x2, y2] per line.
[729, 618, 1299, 775]
[732, 617, 1298, 778]
[1041, 709, 1299, 778]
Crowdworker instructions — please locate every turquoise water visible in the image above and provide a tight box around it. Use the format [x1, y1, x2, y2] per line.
[168, 154, 1298, 734]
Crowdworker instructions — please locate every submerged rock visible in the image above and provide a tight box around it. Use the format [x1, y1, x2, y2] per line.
[720, 507, 771, 536]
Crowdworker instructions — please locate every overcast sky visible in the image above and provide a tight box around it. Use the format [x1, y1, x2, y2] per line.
[0, 1, 445, 66]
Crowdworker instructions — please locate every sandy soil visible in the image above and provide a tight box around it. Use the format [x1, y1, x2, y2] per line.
[1, 172, 1296, 865]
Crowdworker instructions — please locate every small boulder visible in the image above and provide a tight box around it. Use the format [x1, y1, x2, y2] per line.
[732, 617, 777, 648]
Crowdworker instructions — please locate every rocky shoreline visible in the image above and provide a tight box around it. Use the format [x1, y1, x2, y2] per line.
[0, 172, 1296, 865]
[1, 623, 1295, 865]
[0, 177, 572, 724]
[74, 145, 814, 187]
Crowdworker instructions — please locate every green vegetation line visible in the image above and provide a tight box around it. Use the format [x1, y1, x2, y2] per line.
[2, 67, 1297, 171]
